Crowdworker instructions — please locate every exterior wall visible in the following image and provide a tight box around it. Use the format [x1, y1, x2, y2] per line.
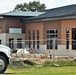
[25, 22, 44, 40]
[0, 17, 25, 33]
[25, 20, 61, 40]
[5, 17, 25, 33]
[1, 16, 76, 57]
[43, 20, 61, 39]
[61, 19, 76, 50]
[25, 20, 61, 53]
[0, 33, 6, 44]
[6, 33, 25, 49]
[0, 18, 6, 33]
[25, 19, 76, 57]
[0, 33, 25, 49]
[61, 19, 76, 42]
[0, 17, 25, 49]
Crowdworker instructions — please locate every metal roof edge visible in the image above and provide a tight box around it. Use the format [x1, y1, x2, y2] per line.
[25, 16, 76, 23]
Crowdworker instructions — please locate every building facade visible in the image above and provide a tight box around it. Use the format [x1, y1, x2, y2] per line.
[0, 11, 44, 49]
[25, 5, 76, 57]
[0, 17, 25, 49]
[1, 5, 76, 57]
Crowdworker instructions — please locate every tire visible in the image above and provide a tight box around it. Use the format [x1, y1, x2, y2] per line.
[0, 55, 8, 74]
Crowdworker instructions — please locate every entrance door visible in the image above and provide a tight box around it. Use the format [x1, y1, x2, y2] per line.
[47, 29, 58, 49]
[72, 28, 76, 50]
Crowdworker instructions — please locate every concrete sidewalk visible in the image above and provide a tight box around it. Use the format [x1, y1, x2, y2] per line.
[0, 74, 7, 75]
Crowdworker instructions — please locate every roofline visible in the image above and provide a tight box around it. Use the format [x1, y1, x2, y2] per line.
[0, 15, 34, 17]
[25, 15, 76, 23]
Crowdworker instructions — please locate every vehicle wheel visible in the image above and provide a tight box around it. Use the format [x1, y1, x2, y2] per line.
[0, 55, 8, 74]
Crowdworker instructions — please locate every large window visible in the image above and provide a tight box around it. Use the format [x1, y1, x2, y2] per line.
[28, 30, 40, 49]
[28, 31, 31, 48]
[37, 30, 39, 49]
[33, 30, 35, 49]
[9, 28, 22, 33]
[66, 28, 69, 49]
[47, 29, 58, 49]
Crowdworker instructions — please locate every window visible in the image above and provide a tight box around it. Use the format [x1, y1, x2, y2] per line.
[33, 30, 35, 49]
[28, 31, 31, 48]
[9, 28, 22, 33]
[66, 28, 69, 49]
[17, 38, 22, 48]
[9, 38, 14, 49]
[0, 40, 1, 44]
[47, 29, 58, 49]
[37, 30, 39, 49]
[28, 30, 40, 49]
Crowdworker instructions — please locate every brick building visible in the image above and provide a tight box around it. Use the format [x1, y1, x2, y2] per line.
[0, 11, 44, 49]
[25, 5, 76, 57]
[1, 5, 76, 57]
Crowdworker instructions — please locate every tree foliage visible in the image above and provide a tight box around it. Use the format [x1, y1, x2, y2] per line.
[13, 1, 46, 11]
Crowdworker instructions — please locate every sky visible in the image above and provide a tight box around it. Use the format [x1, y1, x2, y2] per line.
[0, 0, 76, 14]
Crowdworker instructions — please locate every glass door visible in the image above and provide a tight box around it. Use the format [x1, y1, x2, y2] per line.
[47, 29, 58, 49]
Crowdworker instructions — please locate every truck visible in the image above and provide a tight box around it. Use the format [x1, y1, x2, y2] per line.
[0, 45, 11, 74]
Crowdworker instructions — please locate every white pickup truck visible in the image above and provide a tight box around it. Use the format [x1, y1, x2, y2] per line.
[0, 45, 11, 74]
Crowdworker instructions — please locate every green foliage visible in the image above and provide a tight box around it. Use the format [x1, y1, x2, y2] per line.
[57, 60, 76, 66]
[43, 60, 52, 66]
[43, 60, 76, 67]
[6, 59, 76, 75]
[13, 1, 46, 11]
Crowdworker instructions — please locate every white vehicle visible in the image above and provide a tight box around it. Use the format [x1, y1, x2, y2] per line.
[0, 45, 11, 74]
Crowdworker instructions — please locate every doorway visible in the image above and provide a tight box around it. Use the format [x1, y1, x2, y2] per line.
[47, 29, 58, 49]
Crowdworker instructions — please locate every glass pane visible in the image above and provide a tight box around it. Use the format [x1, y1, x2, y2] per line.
[47, 29, 58, 49]
[47, 30, 50, 34]
[50, 40, 53, 49]
[66, 28, 69, 33]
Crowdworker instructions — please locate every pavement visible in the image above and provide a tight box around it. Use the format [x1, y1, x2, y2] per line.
[0, 74, 8, 75]
[0, 74, 7, 75]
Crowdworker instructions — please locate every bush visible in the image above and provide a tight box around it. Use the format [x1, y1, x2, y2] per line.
[43, 60, 52, 66]
[43, 60, 76, 67]
[24, 60, 37, 65]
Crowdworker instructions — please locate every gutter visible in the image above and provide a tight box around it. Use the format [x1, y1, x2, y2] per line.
[25, 15, 76, 23]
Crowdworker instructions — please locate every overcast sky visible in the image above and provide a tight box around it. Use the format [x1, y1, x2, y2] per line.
[0, 0, 76, 14]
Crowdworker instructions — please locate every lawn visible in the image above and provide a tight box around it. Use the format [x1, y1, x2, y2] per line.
[5, 66, 76, 75]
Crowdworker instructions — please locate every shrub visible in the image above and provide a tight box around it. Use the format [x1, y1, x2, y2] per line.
[54, 60, 76, 66]
[43, 60, 76, 67]
[43, 60, 52, 66]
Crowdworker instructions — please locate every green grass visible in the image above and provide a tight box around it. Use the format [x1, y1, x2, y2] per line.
[5, 66, 76, 75]
[5, 59, 76, 75]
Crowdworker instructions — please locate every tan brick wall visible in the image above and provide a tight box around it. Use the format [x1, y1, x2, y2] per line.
[0, 17, 25, 33]
[0, 18, 6, 33]
[25, 18, 76, 46]
[25, 22, 44, 40]
[25, 20, 61, 40]
[43, 20, 61, 39]
[61, 19, 76, 45]
[6, 17, 25, 33]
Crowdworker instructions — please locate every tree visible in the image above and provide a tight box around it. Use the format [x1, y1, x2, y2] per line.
[13, 1, 46, 11]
